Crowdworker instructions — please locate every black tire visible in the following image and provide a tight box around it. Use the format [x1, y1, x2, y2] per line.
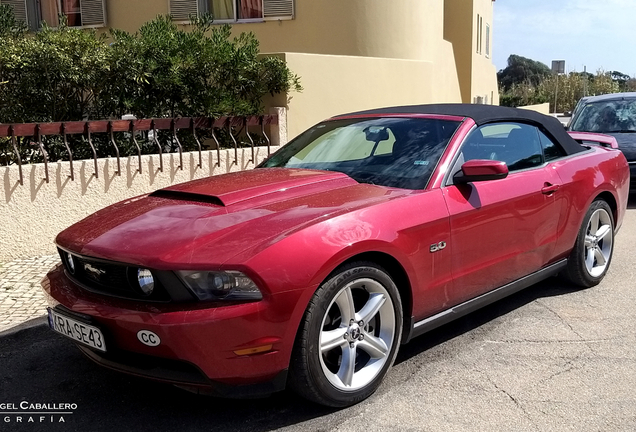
[288, 262, 403, 407]
[562, 199, 614, 287]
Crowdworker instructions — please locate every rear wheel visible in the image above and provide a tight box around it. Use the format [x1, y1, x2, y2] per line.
[562, 199, 614, 287]
[289, 262, 403, 407]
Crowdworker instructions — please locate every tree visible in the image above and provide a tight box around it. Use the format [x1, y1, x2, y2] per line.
[610, 70, 631, 91]
[497, 54, 551, 91]
[625, 79, 636, 92]
[497, 53, 630, 112]
[0, 18, 110, 124]
[499, 82, 548, 108]
[0, 4, 26, 39]
[535, 71, 619, 113]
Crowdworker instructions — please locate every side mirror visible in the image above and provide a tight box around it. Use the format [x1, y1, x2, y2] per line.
[454, 159, 508, 184]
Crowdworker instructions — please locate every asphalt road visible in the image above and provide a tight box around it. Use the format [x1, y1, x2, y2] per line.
[2, 199, 636, 432]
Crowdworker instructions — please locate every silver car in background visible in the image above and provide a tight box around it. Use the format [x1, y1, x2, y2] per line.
[569, 92, 636, 191]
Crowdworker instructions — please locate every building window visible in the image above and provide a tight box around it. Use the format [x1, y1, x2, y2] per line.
[485, 24, 490, 58]
[479, 17, 484, 54]
[476, 14, 479, 53]
[169, 0, 293, 22]
[43, 0, 81, 26]
[476, 14, 483, 54]
[1, 0, 106, 29]
[208, 0, 262, 20]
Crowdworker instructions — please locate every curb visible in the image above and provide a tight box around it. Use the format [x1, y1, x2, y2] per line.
[0, 316, 47, 337]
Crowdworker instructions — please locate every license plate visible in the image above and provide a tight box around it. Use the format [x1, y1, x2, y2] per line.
[48, 308, 106, 352]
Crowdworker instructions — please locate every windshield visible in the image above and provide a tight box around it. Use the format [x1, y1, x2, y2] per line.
[570, 99, 636, 133]
[259, 117, 462, 189]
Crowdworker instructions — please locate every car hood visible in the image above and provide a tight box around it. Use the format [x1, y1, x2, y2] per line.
[604, 133, 636, 161]
[56, 168, 410, 268]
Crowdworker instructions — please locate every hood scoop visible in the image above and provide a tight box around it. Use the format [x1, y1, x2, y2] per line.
[149, 189, 225, 206]
[156, 168, 354, 207]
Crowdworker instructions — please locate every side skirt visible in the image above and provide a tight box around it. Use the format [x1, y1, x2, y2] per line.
[404, 259, 568, 343]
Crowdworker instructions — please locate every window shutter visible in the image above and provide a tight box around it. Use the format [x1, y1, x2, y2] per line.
[169, 0, 199, 21]
[263, 0, 293, 18]
[1, 0, 28, 24]
[80, 0, 106, 26]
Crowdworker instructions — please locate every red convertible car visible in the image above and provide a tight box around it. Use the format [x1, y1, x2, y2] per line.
[42, 104, 629, 407]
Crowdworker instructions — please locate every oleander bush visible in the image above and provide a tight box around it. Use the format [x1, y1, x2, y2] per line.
[0, 5, 301, 164]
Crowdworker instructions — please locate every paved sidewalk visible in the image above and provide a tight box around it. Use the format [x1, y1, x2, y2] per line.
[0, 254, 60, 333]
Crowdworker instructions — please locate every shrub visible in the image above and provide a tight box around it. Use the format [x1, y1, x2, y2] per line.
[0, 8, 301, 163]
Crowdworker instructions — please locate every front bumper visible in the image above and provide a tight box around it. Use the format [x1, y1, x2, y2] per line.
[42, 264, 306, 397]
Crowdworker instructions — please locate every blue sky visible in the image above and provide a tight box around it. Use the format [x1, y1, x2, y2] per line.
[493, 0, 636, 76]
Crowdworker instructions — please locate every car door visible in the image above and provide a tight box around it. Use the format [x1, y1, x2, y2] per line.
[441, 122, 563, 305]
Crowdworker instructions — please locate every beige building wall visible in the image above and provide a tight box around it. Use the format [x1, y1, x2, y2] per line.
[107, 0, 445, 62]
[264, 53, 461, 139]
[444, 0, 499, 105]
[104, 0, 498, 111]
[444, 0, 473, 104]
[471, 0, 499, 106]
[519, 103, 551, 115]
[105, 0, 167, 30]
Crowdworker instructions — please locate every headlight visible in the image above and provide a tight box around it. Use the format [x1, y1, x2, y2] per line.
[176, 270, 262, 301]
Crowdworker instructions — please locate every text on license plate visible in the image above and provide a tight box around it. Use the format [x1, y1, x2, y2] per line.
[48, 308, 106, 352]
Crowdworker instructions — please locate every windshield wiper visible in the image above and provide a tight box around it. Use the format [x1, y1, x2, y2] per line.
[605, 130, 636, 133]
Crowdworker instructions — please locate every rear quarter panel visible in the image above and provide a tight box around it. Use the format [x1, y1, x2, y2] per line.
[552, 147, 629, 259]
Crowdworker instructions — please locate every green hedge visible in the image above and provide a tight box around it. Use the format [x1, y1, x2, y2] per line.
[0, 7, 300, 123]
[0, 6, 300, 163]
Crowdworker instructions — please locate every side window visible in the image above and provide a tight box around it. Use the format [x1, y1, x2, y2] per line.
[539, 130, 565, 162]
[459, 122, 543, 172]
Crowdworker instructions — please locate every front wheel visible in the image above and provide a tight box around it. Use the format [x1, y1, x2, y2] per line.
[289, 262, 403, 407]
[562, 199, 614, 287]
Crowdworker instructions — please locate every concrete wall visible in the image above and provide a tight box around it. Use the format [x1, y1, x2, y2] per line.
[1, 146, 278, 261]
[519, 103, 551, 115]
[264, 53, 462, 139]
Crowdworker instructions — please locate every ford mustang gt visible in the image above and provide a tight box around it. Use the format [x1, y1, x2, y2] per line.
[42, 104, 630, 407]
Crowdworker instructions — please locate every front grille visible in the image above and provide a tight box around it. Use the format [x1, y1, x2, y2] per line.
[58, 248, 171, 302]
[75, 257, 130, 291]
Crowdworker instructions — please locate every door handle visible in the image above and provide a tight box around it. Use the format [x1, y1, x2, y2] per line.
[541, 183, 560, 195]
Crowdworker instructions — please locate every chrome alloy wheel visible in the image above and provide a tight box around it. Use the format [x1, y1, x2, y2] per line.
[583, 208, 613, 278]
[318, 278, 396, 391]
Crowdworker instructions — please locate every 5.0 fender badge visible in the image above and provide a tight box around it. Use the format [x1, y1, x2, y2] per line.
[430, 241, 447, 253]
[137, 330, 161, 347]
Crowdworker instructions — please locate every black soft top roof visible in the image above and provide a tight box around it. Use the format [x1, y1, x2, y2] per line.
[336, 103, 586, 155]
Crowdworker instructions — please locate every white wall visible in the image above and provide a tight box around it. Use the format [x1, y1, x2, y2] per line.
[1, 146, 278, 260]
